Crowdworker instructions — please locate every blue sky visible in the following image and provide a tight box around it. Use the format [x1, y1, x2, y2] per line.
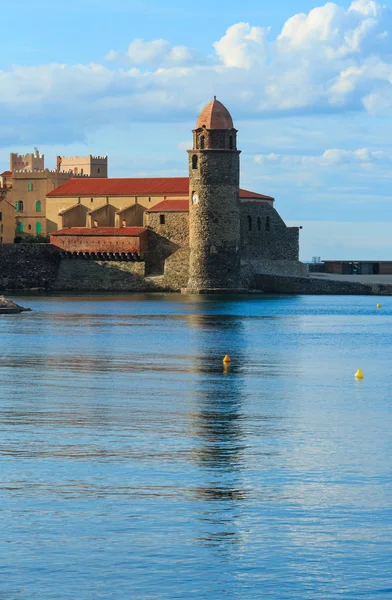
[2, 0, 392, 260]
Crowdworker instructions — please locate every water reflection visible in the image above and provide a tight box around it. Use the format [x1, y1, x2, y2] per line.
[186, 306, 247, 551]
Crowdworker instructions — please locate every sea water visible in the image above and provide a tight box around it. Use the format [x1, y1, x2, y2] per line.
[0, 294, 391, 599]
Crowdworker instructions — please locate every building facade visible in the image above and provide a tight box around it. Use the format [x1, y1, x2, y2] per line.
[49, 98, 301, 290]
[10, 149, 44, 172]
[58, 155, 108, 178]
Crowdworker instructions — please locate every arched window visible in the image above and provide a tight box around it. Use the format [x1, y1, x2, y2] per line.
[192, 155, 198, 169]
[229, 135, 233, 150]
[36, 222, 42, 234]
[257, 216, 261, 231]
[266, 216, 271, 232]
[247, 216, 252, 232]
[17, 221, 24, 233]
[18, 201, 24, 212]
[36, 200, 42, 212]
[200, 135, 205, 150]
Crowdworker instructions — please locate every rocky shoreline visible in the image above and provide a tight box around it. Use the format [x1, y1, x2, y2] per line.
[0, 296, 31, 314]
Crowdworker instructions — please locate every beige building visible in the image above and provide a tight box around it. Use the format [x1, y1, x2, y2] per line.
[11, 170, 73, 237]
[0, 172, 15, 243]
[58, 155, 108, 177]
[10, 149, 45, 172]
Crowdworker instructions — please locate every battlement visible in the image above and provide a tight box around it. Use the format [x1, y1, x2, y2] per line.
[10, 149, 44, 172]
[59, 154, 108, 178]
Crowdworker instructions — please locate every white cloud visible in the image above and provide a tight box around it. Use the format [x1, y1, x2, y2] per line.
[213, 23, 269, 69]
[2, 1, 392, 144]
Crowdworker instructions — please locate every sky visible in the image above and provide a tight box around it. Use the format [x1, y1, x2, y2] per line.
[2, 0, 392, 260]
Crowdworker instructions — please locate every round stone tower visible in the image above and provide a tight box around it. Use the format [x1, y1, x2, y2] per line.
[187, 98, 241, 292]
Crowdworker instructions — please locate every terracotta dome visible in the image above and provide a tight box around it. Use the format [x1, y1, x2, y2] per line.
[196, 97, 234, 130]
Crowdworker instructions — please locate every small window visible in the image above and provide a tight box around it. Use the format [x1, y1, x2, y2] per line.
[36, 200, 42, 212]
[97, 168, 101, 174]
[0, 212, 2, 222]
[28, 224, 32, 230]
[18, 201, 24, 212]
[229, 135, 233, 150]
[200, 135, 205, 150]
[27, 182, 33, 192]
[192, 155, 198, 169]
[81, 168, 84, 175]
[247, 215, 252, 232]
[160, 214, 165, 225]
[91, 198, 94, 203]
[17, 221, 24, 233]
[1, 224, 3, 233]
[149, 197, 151, 202]
[257, 217, 261, 231]
[36, 222, 42, 234]
[266, 216, 271, 232]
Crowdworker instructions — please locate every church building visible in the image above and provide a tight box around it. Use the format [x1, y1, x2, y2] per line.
[48, 98, 303, 291]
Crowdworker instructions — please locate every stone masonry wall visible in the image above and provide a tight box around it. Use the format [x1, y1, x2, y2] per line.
[162, 247, 190, 291]
[144, 212, 189, 275]
[253, 274, 377, 295]
[188, 149, 241, 290]
[240, 203, 299, 261]
[53, 260, 164, 292]
[0, 244, 61, 291]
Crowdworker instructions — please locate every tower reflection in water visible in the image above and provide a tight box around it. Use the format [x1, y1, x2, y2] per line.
[184, 300, 248, 552]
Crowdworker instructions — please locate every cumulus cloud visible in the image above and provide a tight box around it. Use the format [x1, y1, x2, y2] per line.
[254, 147, 390, 167]
[3, 0, 392, 144]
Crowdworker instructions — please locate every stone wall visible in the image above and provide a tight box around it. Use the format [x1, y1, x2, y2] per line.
[253, 274, 377, 295]
[241, 258, 308, 287]
[163, 247, 190, 291]
[53, 260, 164, 292]
[0, 244, 60, 291]
[240, 203, 299, 261]
[144, 212, 189, 275]
[188, 148, 241, 290]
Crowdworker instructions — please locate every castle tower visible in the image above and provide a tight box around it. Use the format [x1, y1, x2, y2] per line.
[187, 98, 241, 292]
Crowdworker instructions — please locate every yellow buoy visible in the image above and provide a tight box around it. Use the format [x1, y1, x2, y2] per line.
[355, 369, 364, 379]
[377, 304, 382, 309]
[223, 355, 231, 364]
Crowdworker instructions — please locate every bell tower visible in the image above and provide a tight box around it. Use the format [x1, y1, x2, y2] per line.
[187, 98, 241, 292]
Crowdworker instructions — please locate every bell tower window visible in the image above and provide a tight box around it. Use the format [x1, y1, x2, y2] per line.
[229, 135, 233, 150]
[266, 216, 271, 232]
[192, 155, 198, 169]
[200, 135, 205, 150]
[247, 216, 252, 232]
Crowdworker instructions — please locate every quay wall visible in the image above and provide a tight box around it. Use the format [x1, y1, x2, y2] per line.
[252, 274, 392, 295]
[0, 244, 60, 291]
[1, 244, 392, 294]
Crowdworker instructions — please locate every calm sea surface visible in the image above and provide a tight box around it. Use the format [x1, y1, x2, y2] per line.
[0, 293, 391, 599]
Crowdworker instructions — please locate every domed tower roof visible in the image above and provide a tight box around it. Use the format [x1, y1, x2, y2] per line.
[196, 97, 234, 130]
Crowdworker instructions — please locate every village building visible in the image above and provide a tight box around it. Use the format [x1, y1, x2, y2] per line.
[0, 151, 107, 242]
[57, 155, 108, 177]
[0, 172, 15, 243]
[48, 98, 302, 291]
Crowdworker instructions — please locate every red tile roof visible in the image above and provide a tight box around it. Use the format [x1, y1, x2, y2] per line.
[47, 177, 274, 201]
[1, 171, 11, 177]
[52, 227, 147, 237]
[240, 188, 273, 200]
[47, 177, 190, 197]
[146, 200, 189, 212]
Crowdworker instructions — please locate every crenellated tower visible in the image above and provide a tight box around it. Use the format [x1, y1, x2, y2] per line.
[187, 98, 241, 292]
